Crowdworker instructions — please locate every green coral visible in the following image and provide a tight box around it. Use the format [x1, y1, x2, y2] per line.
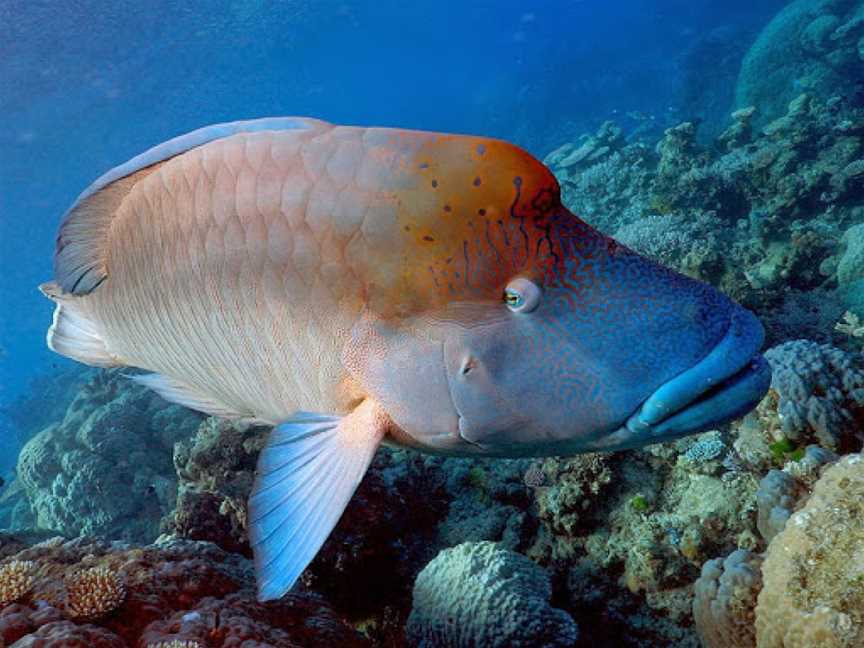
[768, 438, 801, 464]
[630, 494, 650, 513]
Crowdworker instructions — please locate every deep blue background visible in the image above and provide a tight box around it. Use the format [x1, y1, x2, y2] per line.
[0, 0, 786, 465]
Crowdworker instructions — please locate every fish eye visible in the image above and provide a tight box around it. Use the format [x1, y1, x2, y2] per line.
[503, 278, 541, 313]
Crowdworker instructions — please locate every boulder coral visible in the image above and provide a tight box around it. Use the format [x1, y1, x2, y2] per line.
[406, 541, 578, 648]
[735, 0, 864, 126]
[692, 549, 763, 648]
[755, 453, 864, 648]
[15, 370, 201, 543]
[758, 340, 864, 451]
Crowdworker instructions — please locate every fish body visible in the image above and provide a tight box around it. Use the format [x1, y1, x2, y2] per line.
[42, 117, 770, 600]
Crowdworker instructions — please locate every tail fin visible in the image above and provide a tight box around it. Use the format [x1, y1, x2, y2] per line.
[39, 282, 119, 367]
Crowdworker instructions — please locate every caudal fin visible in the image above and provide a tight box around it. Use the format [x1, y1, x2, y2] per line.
[39, 282, 118, 367]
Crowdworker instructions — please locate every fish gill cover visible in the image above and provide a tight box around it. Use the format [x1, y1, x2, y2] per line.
[1, 1, 864, 647]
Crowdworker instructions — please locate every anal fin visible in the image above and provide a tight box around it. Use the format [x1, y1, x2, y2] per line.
[249, 400, 386, 601]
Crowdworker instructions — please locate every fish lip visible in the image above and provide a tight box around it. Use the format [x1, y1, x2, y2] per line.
[623, 307, 770, 440]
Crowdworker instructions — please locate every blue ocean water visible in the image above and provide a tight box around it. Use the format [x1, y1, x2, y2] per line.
[4, 2, 864, 646]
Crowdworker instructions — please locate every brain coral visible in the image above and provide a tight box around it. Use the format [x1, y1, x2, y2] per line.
[760, 340, 864, 450]
[693, 549, 763, 648]
[406, 541, 578, 648]
[756, 453, 864, 647]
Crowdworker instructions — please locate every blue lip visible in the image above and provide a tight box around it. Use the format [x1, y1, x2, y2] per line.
[596, 307, 771, 451]
[646, 353, 771, 439]
[632, 308, 766, 429]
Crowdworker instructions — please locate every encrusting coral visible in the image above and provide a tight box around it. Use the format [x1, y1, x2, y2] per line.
[755, 453, 864, 648]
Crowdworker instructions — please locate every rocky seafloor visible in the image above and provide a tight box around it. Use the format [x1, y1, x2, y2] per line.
[2, 1, 864, 646]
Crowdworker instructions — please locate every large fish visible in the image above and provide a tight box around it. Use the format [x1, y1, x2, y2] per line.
[40, 117, 770, 600]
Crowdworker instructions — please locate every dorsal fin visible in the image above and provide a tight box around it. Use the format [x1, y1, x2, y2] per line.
[54, 116, 329, 295]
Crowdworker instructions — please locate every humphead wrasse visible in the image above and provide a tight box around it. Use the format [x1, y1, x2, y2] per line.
[40, 117, 771, 600]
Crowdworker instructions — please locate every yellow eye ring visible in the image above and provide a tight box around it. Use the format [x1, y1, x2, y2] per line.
[503, 278, 542, 313]
[504, 290, 524, 308]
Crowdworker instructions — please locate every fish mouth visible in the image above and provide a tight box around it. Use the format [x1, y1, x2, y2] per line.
[598, 308, 771, 451]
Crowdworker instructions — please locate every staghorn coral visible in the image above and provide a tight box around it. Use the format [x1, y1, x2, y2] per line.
[756, 453, 864, 647]
[0, 560, 35, 607]
[692, 549, 763, 648]
[65, 565, 126, 620]
[406, 541, 578, 648]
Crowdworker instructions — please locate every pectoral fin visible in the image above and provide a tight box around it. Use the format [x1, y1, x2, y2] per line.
[248, 400, 387, 601]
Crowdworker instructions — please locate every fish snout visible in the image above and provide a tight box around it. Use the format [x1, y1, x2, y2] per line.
[619, 306, 771, 445]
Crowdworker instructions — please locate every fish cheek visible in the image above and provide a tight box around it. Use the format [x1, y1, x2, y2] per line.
[341, 314, 461, 448]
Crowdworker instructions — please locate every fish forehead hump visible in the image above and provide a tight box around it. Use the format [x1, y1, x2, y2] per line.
[330, 127, 566, 318]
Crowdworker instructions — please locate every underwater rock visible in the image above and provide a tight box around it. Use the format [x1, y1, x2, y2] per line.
[15, 370, 202, 543]
[758, 340, 864, 452]
[0, 535, 366, 647]
[735, 0, 864, 126]
[692, 549, 763, 648]
[406, 541, 578, 648]
[755, 453, 864, 647]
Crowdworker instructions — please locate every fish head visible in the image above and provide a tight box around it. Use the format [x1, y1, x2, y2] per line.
[346, 130, 770, 456]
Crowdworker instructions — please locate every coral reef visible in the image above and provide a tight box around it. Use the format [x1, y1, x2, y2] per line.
[0, 535, 367, 647]
[692, 549, 763, 648]
[64, 566, 126, 620]
[0, 560, 34, 608]
[735, 0, 864, 126]
[406, 541, 578, 648]
[15, 370, 201, 543]
[546, 93, 864, 346]
[755, 453, 864, 647]
[758, 340, 864, 451]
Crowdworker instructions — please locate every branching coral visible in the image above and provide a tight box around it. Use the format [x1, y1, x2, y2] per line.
[64, 566, 126, 620]
[0, 560, 35, 607]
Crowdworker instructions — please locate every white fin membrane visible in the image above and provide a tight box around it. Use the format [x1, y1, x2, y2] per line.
[249, 407, 384, 601]
[39, 281, 118, 368]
